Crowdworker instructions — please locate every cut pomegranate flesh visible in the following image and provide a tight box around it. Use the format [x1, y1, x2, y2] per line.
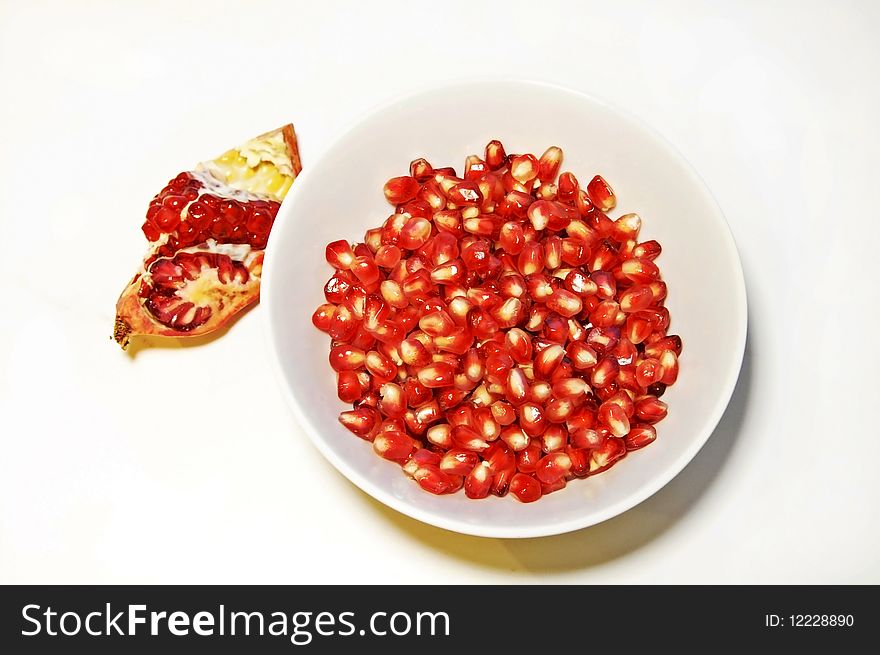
[114, 124, 301, 348]
[315, 142, 682, 501]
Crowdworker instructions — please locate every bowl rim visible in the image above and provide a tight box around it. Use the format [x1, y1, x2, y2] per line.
[262, 77, 748, 539]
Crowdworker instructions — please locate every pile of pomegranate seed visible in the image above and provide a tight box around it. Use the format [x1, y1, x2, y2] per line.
[144, 172, 280, 257]
[312, 141, 681, 503]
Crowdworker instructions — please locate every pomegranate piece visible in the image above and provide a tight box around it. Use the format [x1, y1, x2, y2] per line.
[114, 124, 301, 348]
[315, 142, 682, 501]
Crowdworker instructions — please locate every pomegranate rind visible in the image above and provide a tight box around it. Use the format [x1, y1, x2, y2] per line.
[113, 124, 300, 349]
[113, 250, 264, 348]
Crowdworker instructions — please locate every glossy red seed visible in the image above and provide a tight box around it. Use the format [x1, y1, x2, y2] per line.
[586, 175, 616, 211]
[509, 473, 542, 503]
[383, 176, 420, 204]
[625, 424, 657, 450]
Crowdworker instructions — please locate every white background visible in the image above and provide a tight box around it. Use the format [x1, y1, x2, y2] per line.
[1, 0, 878, 583]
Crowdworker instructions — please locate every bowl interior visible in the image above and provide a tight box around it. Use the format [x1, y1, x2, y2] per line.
[263, 80, 746, 538]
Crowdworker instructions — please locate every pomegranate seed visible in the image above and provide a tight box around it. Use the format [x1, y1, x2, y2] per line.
[365, 350, 397, 381]
[399, 216, 432, 250]
[410, 158, 434, 182]
[509, 473, 542, 503]
[589, 437, 626, 474]
[546, 288, 583, 317]
[633, 240, 662, 260]
[373, 430, 414, 461]
[591, 356, 619, 388]
[544, 235, 563, 269]
[383, 176, 420, 204]
[534, 344, 565, 379]
[517, 441, 543, 473]
[634, 395, 668, 424]
[567, 341, 598, 370]
[500, 426, 530, 451]
[465, 462, 492, 498]
[338, 408, 380, 440]
[624, 424, 657, 450]
[586, 174, 616, 211]
[329, 344, 366, 371]
[537, 146, 563, 182]
[552, 377, 588, 398]
[557, 172, 579, 203]
[485, 140, 508, 170]
[497, 190, 533, 219]
[619, 284, 654, 313]
[499, 221, 526, 255]
[414, 464, 454, 494]
[312, 303, 336, 332]
[644, 335, 683, 358]
[379, 382, 406, 418]
[325, 240, 356, 270]
[426, 423, 454, 449]
[566, 446, 590, 477]
[510, 154, 539, 184]
[658, 349, 679, 385]
[417, 362, 456, 388]
[546, 398, 575, 423]
[337, 370, 364, 403]
[518, 402, 548, 437]
[452, 425, 490, 452]
[536, 452, 572, 484]
[598, 402, 630, 437]
[440, 449, 479, 476]
[505, 368, 531, 405]
[570, 427, 602, 450]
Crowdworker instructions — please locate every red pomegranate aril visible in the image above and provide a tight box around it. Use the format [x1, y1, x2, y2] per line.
[633, 240, 662, 261]
[379, 382, 407, 419]
[518, 403, 548, 437]
[509, 473, 542, 503]
[619, 284, 654, 313]
[636, 358, 663, 388]
[546, 288, 583, 317]
[534, 344, 565, 379]
[510, 154, 539, 184]
[373, 430, 414, 461]
[546, 397, 575, 423]
[452, 425, 490, 452]
[538, 146, 563, 181]
[440, 449, 479, 476]
[544, 235, 563, 269]
[326, 240, 355, 270]
[383, 176, 420, 204]
[598, 402, 630, 437]
[426, 423, 454, 449]
[625, 424, 657, 451]
[586, 175, 616, 212]
[536, 452, 572, 484]
[659, 349, 679, 385]
[410, 157, 434, 182]
[414, 464, 454, 494]
[591, 356, 619, 388]
[644, 335, 683, 358]
[567, 341, 598, 370]
[570, 427, 602, 450]
[465, 462, 492, 498]
[634, 396, 668, 423]
[416, 362, 456, 388]
[621, 258, 660, 284]
[338, 408, 380, 440]
[557, 171, 579, 203]
[589, 437, 626, 474]
[337, 370, 363, 403]
[566, 446, 590, 477]
[496, 190, 533, 218]
[485, 140, 508, 170]
[586, 326, 620, 354]
[365, 350, 397, 381]
[312, 303, 336, 332]
[329, 344, 366, 371]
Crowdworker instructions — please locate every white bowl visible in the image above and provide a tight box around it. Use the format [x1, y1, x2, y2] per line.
[263, 79, 747, 539]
